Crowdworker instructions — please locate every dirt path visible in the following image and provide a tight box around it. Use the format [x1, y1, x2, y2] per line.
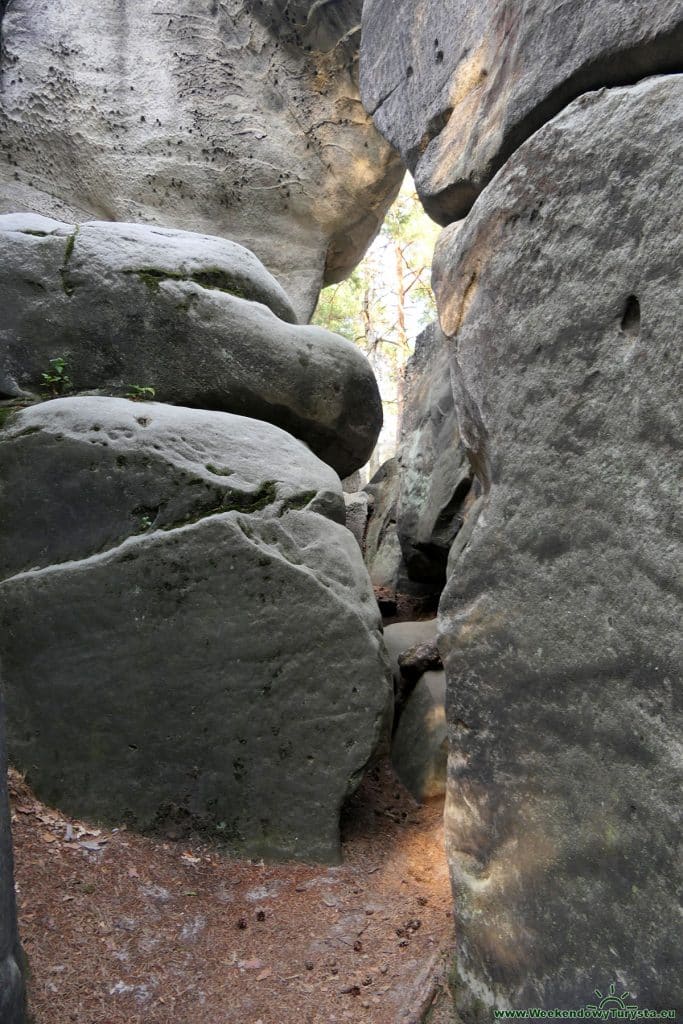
[10, 760, 454, 1024]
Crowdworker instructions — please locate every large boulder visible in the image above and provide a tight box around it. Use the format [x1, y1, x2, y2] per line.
[0, 216, 382, 477]
[360, 0, 683, 223]
[397, 322, 474, 589]
[0, 397, 393, 862]
[435, 77, 682, 1013]
[0, 0, 403, 320]
[0, 695, 25, 1024]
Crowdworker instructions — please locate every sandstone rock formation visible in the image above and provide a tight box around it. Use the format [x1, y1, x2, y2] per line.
[0, 397, 393, 862]
[361, 0, 683, 222]
[435, 76, 682, 1013]
[0, 215, 382, 477]
[391, 670, 447, 803]
[383, 620, 437, 688]
[396, 322, 474, 591]
[363, 457, 403, 606]
[0, 0, 403, 319]
[0, 695, 25, 1024]
[343, 490, 370, 547]
[360, 324, 475, 618]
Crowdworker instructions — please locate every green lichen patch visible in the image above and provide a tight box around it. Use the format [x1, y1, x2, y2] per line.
[131, 267, 184, 293]
[60, 227, 80, 296]
[190, 269, 248, 299]
[127, 266, 253, 301]
[279, 490, 317, 515]
[161, 479, 279, 533]
[63, 230, 77, 266]
[0, 400, 39, 431]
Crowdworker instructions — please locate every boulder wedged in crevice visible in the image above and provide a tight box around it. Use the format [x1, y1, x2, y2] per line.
[0, 215, 383, 477]
[0, 398, 393, 863]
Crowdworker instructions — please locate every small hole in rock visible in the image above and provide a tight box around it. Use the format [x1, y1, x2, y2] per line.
[620, 294, 640, 338]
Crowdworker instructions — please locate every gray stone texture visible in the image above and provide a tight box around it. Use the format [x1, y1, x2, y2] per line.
[382, 620, 437, 688]
[0, 695, 25, 1024]
[0, 0, 403, 321]
[391, 671, 447, 803]
[360, 0, 683, 223]
[397, 322, 474, 590]
[0, 216, 383, 477]
[0, 398, 393, 862]
[343, 490, 370, 548]
[363, 457, 403, 595]
[436, 77, 683, 1013]
[363, 459, 444, 619]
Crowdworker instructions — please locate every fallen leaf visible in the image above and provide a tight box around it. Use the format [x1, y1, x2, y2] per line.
[256, 968, 272, 982]
[41, 832, 57, 844]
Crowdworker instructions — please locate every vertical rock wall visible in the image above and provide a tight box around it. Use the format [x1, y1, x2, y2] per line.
[362, 1, 683, 1016]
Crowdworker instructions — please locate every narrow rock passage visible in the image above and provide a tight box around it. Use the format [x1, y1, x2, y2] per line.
[11, 762, 453, 1024]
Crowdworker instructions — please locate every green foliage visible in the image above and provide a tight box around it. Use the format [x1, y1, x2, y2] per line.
[126, 384, 156, 401]
[312, 177, 439, 472]
[40, 357, 71, 396]
[312, 177, 439, 358]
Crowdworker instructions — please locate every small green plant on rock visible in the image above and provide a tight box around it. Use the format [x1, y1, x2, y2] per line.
[126, 384, 156, 401]
[40, 357, 71, 396]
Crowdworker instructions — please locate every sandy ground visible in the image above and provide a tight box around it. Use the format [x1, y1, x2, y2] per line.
[10, 760, 454, 1024]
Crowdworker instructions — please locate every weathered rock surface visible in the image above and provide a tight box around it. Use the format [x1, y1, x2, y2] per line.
[363, 457, 403, 600]
[0, 216, 382, 477]
[0, 397, 393, 862]
[391, 671, 447, 803]
[364, 458, 444, 620]
[397, 640, 442, 683]
[360, 0, 683, 222]
[383, 619, 439, 719]
[383, 620, 437, 686]
[0, 0, 403, 319]
[343, 490, 369, 548]
[0, 695, 25, 1024]
[397, 322, 474, 590]
[437, 77, 683, 1012]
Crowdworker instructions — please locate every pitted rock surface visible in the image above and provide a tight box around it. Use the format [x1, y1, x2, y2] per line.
[0, 0, 403, 319]
[361, 0, 683, 223]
